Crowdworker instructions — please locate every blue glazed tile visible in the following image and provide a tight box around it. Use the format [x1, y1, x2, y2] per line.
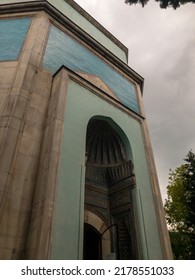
[43, 25, 139, 114]
[0, 18, 31, 61]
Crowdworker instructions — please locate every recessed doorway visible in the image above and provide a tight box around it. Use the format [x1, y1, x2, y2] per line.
[83, 223, 102, 260]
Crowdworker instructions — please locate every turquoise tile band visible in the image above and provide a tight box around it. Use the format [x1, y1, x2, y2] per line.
[0, 17, 31, 61]
[43, 25, 139, 114]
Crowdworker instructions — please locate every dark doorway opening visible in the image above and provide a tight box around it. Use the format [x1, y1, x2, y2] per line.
[83, 223, 102, 260]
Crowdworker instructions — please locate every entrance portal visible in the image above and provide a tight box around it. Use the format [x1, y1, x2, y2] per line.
[84, 118, 137, 259]
[83, 223, 102, 260]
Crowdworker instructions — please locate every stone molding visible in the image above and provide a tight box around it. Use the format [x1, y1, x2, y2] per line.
[0, 0, 144, 93]
[54, 66, 145, 122]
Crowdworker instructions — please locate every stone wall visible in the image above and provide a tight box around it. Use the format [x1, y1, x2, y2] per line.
[0, 2, 172, 260]
[0, 12, 51, 259]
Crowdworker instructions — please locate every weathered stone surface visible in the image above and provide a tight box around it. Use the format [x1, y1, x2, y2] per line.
[26, 68, 69, 259]
[0, 3, 172, 261]
[0, 12, 51, 260]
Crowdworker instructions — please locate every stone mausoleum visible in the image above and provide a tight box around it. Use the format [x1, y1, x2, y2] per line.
[0, 0, 172, 259]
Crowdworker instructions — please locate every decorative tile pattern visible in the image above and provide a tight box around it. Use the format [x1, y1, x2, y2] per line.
[43, 25, 139, 114]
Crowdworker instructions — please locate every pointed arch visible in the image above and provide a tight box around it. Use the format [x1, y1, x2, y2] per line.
[84, 210, 111, 259]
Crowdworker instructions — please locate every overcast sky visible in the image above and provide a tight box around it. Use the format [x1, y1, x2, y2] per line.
[75, 0, 195, 200]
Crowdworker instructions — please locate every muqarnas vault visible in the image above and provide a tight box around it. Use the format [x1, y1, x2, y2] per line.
[0, 0, 172, 260]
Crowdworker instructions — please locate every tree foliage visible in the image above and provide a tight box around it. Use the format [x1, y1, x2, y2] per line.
[169, 231, 192, 259]
[125, 0, 195, 9]
[164, 151, 195, 259]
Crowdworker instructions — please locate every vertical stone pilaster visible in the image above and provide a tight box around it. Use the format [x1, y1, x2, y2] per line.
[136, 84, 173, 260]
[26, 68, 69, 259]
[0, 12, 51, 259]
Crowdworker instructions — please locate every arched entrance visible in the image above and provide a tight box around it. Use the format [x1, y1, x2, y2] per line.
[84, 117, 138, 259]
[84, 210, 111, 260]
[83, 223, 102, 260]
